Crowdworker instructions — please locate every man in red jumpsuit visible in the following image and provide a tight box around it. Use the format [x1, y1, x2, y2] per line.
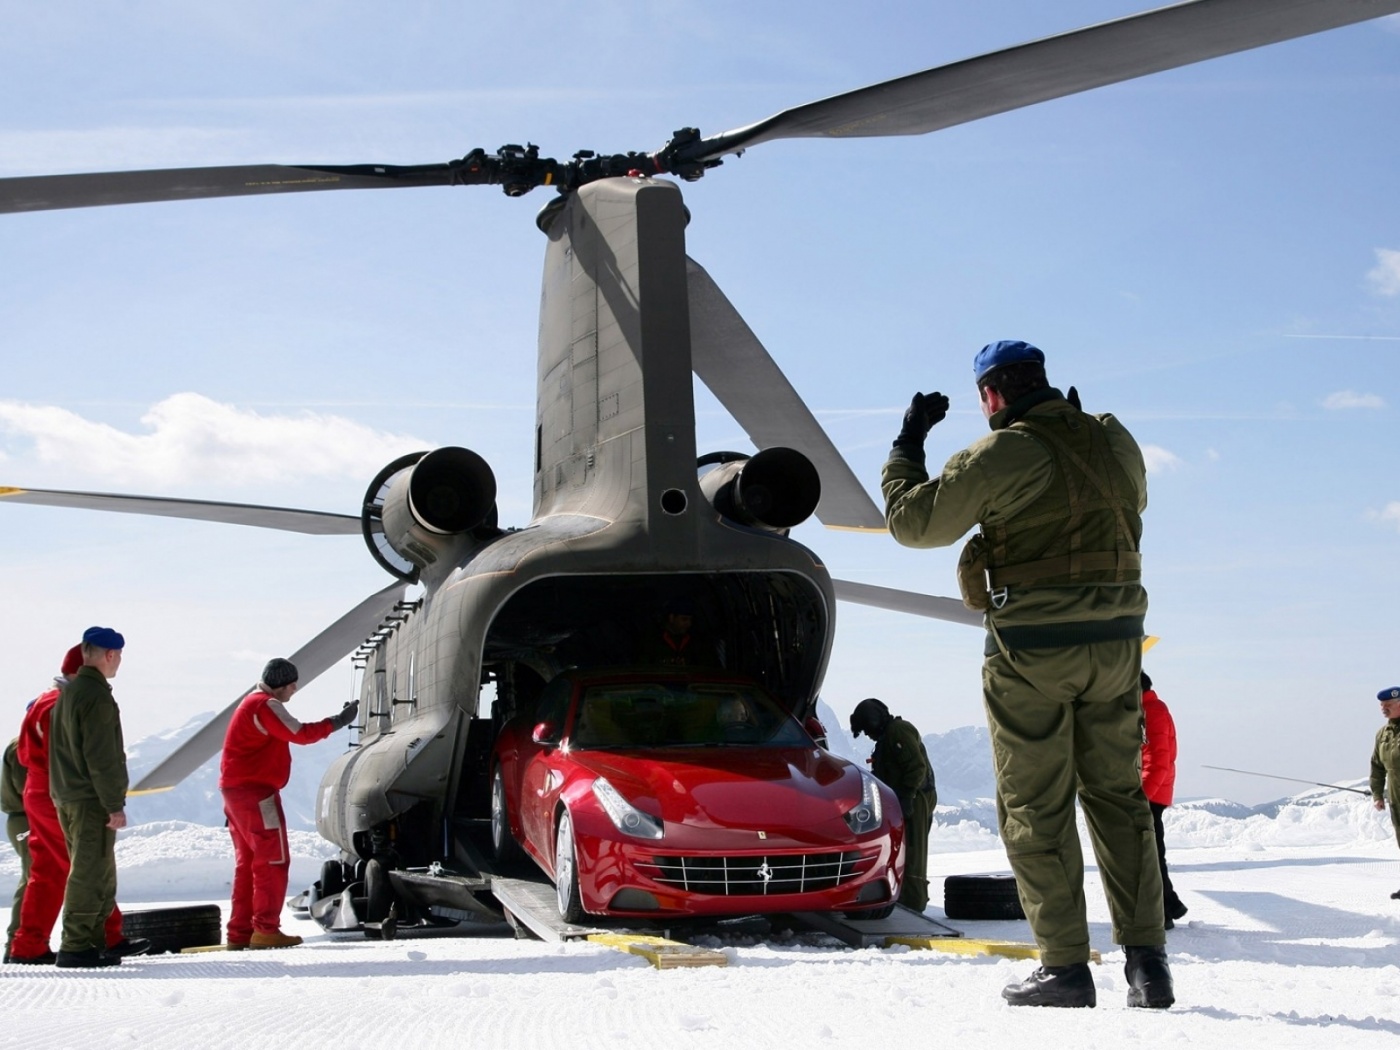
[219, 657, 357, 949]
[9, 645, 147, 964]
[1140, 671, 1187, 928]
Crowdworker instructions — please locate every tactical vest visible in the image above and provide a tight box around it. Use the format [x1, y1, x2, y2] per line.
[981, 410, 1141, 599]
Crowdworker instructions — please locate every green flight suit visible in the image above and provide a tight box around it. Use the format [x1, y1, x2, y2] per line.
[49, 666, 128, 954]
[870, 716, 937, 911]
[882, 388, 1163, 966]
[2, 738, 30, 951]
[1370, 719, 1400, 849]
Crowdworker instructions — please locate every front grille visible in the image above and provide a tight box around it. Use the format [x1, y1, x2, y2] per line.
[634, 850, 875, 896]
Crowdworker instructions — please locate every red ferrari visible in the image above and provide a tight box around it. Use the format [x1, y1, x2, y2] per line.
[490, 669, 905, 922]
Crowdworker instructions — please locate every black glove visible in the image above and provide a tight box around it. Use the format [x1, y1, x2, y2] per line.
[893, 391, 950, 449]
[329, 701, 359, 731]
[1066, 385, 1081, 411]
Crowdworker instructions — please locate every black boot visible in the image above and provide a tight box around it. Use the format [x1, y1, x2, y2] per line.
[107, 937, 152, 958]
[1389, 888, 1400, 900]
[1124, 945, 1174, 1008]
[55, 947, 122, 968]
[1001, 963, 1096, 1008]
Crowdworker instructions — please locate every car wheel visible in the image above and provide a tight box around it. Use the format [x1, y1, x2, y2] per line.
[119, 904, 222, 954]
[844, 903, 897, 921]
[554, 810, 585, 924]
[943, 874, 1025, 920]
[491, 765, 526, 869]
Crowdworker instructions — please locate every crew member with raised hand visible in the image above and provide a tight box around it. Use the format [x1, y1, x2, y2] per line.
[219, 658, 358, 950]
[880, 340, 1170, 1010]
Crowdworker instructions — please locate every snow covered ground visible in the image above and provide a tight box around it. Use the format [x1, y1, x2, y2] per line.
[2, 792, 1398, 1049]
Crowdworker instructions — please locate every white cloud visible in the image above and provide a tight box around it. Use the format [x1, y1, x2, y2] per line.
[1370, 502, 1400, 532]
[1322, 390, 1386, 410]
[1366, 248, 1400, 298]
[0, 393, 429, 487]
[1141, 444, 1182, 474]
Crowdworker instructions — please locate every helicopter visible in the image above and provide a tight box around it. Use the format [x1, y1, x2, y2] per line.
[3, 0, 1397, 929]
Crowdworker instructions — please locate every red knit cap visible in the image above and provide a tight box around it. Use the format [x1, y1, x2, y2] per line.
[60, 644, 83, 677]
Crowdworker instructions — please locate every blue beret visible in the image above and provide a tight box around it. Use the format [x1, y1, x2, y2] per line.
[973, 339, 1045, 383]
[82, 625, 125, 650]
[1378, 687, 1400, 701]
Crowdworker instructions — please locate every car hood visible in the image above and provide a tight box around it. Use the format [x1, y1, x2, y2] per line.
[570, 747, 864, 828]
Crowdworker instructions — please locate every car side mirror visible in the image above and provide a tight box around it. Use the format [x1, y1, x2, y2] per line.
[804, 716, 829, 748]
[531, 721, 559, 745]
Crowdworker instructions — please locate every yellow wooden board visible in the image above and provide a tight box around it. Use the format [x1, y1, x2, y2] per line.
[886, 937, 1101, 964]
[586, 932, 728, 969]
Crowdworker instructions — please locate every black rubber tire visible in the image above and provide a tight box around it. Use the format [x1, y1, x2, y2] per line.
[491, 765, 527, 869]
[320, 859, 347, 898]
[844, 903, 897, 921]
[364, 858, 394, 924]
[554, 811, 586, 924]
[943, 874, 1025, 920]
[119, 904, 222, 954]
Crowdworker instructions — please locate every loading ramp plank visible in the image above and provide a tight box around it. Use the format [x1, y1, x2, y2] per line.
[788, 903, 963, 948]
[489, 876, 605, 942]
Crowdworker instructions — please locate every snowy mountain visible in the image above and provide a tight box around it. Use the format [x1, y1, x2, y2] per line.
[125, 712, 351, 831]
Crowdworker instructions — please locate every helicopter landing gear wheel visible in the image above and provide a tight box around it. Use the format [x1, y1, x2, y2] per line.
[554, 811, 585, 924]
[361, 856, 394, 940]
[319, 859, 346, 900]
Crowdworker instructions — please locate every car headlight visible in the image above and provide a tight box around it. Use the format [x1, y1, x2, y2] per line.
[592, 777, 664, 840]
[843, 770, 884, 835]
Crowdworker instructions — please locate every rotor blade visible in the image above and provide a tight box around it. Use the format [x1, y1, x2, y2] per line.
[833, 578, 983, 627]
[130, 581, 408, 794]
[692, 0, 1400, 159]
[1201, 764, 1371, 796]
[687, 258, 885, 532]
[0, 485, 360, 535]
[0, 162, 464, 215]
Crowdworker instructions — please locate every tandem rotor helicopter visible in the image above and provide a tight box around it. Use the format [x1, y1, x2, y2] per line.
[3, 0, 1397, 932]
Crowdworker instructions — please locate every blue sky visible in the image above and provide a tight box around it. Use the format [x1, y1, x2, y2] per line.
[2, 1, 1398, 805]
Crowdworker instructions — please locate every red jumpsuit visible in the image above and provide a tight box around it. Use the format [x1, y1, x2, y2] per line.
[10, 686, 124, 958]
[1141, 686, 1184, 920]
[219, 691, 334, 943]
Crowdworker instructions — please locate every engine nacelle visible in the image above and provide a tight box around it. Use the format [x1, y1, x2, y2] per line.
[372, 447, 497, 574]
[699, 446, 821, 532]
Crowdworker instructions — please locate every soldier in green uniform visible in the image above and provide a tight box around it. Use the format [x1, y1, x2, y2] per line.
[2, 737, 30, 962]
[849, 697, 937, 911]
[880, 340, 1171, 1010]
[49, 626, 129, 969]
[1370, 686, 1400, 899]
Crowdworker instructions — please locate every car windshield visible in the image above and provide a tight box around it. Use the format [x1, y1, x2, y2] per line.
[569, 680, 809, 750]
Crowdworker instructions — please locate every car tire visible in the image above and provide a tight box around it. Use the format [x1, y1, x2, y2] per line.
[491, 765, 527, 869]
[943, 874, 1025, 920]
[554, 810, 586, 924]
[843, 903, 897, 921]
[119, 904, 222, 954]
